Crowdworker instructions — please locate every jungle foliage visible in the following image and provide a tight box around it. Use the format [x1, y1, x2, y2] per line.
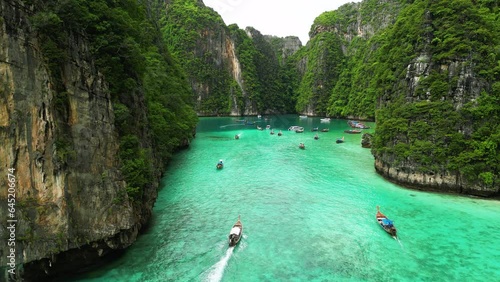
[369, 0, 500, 188]
[162, 0, 296, 115]
[30, 0, 198, 201]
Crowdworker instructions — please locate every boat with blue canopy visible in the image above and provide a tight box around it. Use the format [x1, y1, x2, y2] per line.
[376, 206, 397, 238]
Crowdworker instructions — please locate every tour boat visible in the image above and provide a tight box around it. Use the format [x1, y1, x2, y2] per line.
[376, 206, 397, 238]
[228, 215, 243, 246]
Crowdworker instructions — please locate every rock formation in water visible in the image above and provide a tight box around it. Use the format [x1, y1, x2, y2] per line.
[0, 0, 197, 280]
[370, 0, 500, 197]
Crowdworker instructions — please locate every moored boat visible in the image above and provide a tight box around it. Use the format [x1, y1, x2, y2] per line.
[320, 118, 331, 123]
[321, 128, 329, 132]
[344, 129, 362, 134]
[270, 129, 275, 135]
[299, 115, 308, 119]
[311, 127, 319, 132]
[278, 130, 282, 136]
[235, 134, 240, 139]
[299, 143, 305, 149]
[336, 137, 344, 143]
[228, 215, 243, 246]
[314, 133, 319, 140]
[376, 206, 397, 238]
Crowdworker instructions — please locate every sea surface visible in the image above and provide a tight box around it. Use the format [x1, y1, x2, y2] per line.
[70, 115, 500, 282]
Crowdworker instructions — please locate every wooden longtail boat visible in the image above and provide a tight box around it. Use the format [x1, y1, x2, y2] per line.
[376, 206, 397, 238]
[228, 215, 243, 246]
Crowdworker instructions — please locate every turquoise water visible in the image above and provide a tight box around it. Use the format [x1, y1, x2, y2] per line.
[71, 116, 500, 282]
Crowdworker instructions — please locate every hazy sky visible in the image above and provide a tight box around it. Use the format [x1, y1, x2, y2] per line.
[203, 0, 358, 45]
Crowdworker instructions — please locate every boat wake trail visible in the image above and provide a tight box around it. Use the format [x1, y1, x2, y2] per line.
[395, 237, 405, 251]
[205, 247, 234, 282]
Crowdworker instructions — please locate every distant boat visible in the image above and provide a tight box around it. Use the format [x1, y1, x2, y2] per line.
[320, 118, 331, 123]
[216, 160, 224, 169]
[266, 125, 271, 129]
[321, 128, 329, 132]
[299, 115, 308, 119]
[344, 129, 362, 134]
[336, 137, 344, 144]
[257, 115, 262, 118]
[257, 126, 263, 130]
[228, 215, 243, 247]
[314, 133, 319, 140]
[295, 128, 304, 133]
[311, 127, 319, 132]
[376, 206, 397, 238]
[299, 143, 305, 149]
[270, 129, 275, 135]
[288, 126, 301, 131]
[278, 130, 282, 136]
[235, 134, 240, 140]
[348, 120, 370, 129]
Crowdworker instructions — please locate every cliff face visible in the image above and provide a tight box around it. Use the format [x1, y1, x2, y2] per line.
[164, 0, 248, 116]
[163, 0, 298, 116]
[371, 0, 500, 197]
[292, 0, 403, 117]
[263, 35, 302, 66]
[0, 0, 196, 279]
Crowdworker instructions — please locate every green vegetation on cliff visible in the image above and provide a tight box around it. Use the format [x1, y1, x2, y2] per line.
[161, 0, 236, 115]
[292, 32, 344, 115]
[30, 0, 198, 200]
[161, 0, 296, 115]
[370, 0, 500, 190]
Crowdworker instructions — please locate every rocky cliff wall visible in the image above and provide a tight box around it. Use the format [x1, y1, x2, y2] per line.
[0, 1, 148, 280]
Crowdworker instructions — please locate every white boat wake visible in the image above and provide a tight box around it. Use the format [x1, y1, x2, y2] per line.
[205, 247, 234, 282]
[395, 237, 405, 251]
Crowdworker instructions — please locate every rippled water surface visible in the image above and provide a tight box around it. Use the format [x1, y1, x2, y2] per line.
[71, 116, 500, 282]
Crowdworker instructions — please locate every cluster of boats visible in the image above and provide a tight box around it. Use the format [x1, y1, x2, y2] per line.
[224, 206, 396, 249]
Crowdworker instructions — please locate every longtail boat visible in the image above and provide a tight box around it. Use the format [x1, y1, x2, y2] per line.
[228, 215, 243, 246]
[376, 206, 397, 238]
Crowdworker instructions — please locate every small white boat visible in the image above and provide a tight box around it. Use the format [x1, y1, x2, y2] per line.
[266, 125, 271, 129]
[299, 115, 308, 119]
[320, 118, 331, 123]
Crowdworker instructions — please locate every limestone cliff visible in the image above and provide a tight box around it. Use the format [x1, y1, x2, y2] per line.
[163, 0, 297, 116]
[263, 35, 302, 66]
[164, 0, 248, 116]
[371, 0, 500, 197]
[0, 0, 197, 280]
[292, 0, 404, 117]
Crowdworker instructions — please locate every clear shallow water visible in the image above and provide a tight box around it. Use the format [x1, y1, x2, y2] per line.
[70, 115, 500, 282]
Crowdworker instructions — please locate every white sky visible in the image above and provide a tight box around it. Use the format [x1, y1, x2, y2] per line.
[203, 0, 359, 45]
